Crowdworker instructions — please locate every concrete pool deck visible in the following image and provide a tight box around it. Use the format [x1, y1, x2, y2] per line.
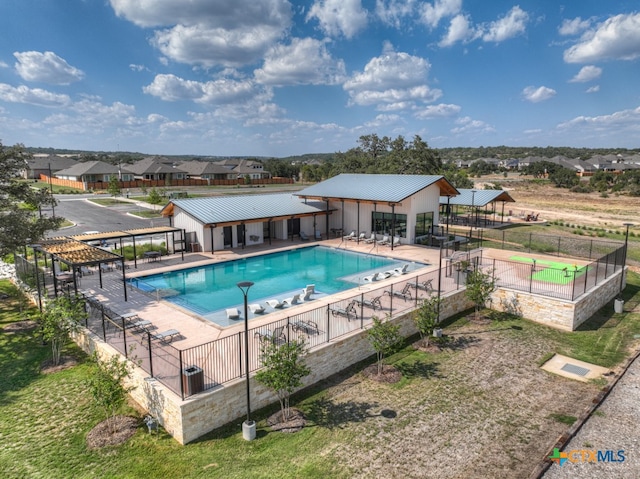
[77, 237, 442, 347]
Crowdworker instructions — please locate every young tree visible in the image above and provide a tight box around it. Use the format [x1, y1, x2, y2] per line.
[367, 316, 402, 375]
[107, 175, 121, 197]
[147, 187, 163, 205]
[414, 296, 441, 347]
[0, 142, 63, 256]
[38, 295, 87, 365]
[255, 339, 310, 422]
[86, 352, 134, 433]
[465, 268, 497, 321]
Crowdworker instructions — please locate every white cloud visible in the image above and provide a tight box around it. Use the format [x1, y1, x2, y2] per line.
[343, 44, 441, 108]
[481, 6, 528, 43]
[522, 85, 556, 103]
[0, 61, 8, 68]
[375, 0, 416, 28]
[564, 13, 640, 63]
[143, 74, 262, 105]
[419, 0, 461, 28]
[451, 116, 494, 134]
[0, 83, 70, 107]
[569, 65, 602, 83]
[558, 106, 640, 133]
[110, 0, 291, 67]
[13, 51, 84, 85]
[558, 17, 592, 36]
[414, 103, 461, 119]
[439, 14, 476, 47]
[364, 113, 403, 128]
[306, 0, 368, 39]
[586, 85, 600, 93]
[129, 64, 148, 72]
[254, 38, 346, 86]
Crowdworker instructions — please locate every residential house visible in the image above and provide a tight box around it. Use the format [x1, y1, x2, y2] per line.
[54, 160, 134, 188]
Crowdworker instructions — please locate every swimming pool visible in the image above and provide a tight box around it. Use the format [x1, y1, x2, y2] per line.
[129, 246, 410, 325]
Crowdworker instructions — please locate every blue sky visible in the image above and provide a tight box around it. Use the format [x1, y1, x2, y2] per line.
[1, 0, 639, 157]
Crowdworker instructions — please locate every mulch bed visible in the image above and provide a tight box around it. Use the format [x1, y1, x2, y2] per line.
[40, 356, 78, 374]
[86, 415, 139, 449]
[361, 364, 402, 383]
[266, 408, 307, 433]
[3, 320, 38, 333]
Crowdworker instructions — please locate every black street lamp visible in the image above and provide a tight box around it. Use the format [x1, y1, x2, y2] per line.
[237, 281, 255, 440]
[619, 223, 633, 300]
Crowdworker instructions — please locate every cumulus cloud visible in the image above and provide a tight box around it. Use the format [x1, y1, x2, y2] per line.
[306, 0, 368, 39]
[569, 65, 602, 83]
[481, 6, 528, 43]
[0, 61, 8, 68]
[13, 51, 84, 85]
[451, 116, 494, 134]
[254, 38, 346, 86]
[564, 13, 640, 63]
[439, 14, 476, 47]
[375, 0, 416, 28]
[419, 0, 461, 28]
[414, 103, 461, 119]
[129, 64, 148, 72]
[0, 83, 70, 107]
[143, 73, 260, 105]
[558, 16, 592, 36]
[343, 44, 441, 108]
[558, 106, 640, 132]
[522, 86, 556, 103]
[110, 0, 291, 67]
[586, 85, 600, 93]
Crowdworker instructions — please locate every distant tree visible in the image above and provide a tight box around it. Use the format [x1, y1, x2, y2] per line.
[147, 187, 163, 205]
[107, 175, 121, 197]
[255, 339, 310, 422]
[38, 295, 87, 365]
[86, 352, 134, 434]
[549, 167, 579, 188]
[468, 159, 498, 177]
[442, 164, 474, 189]
[465, 268, 497, 321]
[0, 142, 63, 256]
[367, 316, 402, 375]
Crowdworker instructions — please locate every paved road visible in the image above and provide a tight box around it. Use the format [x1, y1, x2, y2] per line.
[48, 195, 169, 238]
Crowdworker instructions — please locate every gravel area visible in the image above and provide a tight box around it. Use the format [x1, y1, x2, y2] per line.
[543, 354, 640, 479]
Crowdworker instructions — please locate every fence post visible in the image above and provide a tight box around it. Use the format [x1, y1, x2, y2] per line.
[326, 305, 330, 342]
[147, 332, 154, 377]
[121, 316, 128, 358]
[583, 263, 589, 295]
[101, 306, 107, 342]
[179, 350, 185, 400]
[238, 332, 243, 377]
[359, 294, 364, 329]
[572, 270, 577, 301]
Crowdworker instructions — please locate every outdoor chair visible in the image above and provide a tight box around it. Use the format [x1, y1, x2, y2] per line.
[151, 329, 180, 343]
[315, 230, 322, 240]
[80, 265, 94, 276]
[266, 299, 285, 309]
[377, 235, 390, 246]
[226, 308, 240, 320]
[343, 230, 356, 241]
[355, 295, 383, 311]
[302, 284, 315, 296]
[392, 264, 409, 275]
[355, 232, 366, 242]
[364, 233, 376, 244]
[363, 272, 387, 282]
[301, 287, 314, 301]
[384, 283, 412, 302]
[249, 303, 265, 314]
[411, 279, 434, 292]
[330, 300, 358, 321]
[283, 293, 301, 306]
[127, 319, 152, 333]
[300, 231, 310, 241]
[255, 326, 286, 344]
[292, 319, 319, 335]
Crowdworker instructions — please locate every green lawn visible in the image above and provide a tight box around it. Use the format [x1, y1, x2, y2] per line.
[1, 271, 639, 478]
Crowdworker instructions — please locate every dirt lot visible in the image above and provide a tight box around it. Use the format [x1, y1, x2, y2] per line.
[479, 176, 640, 229]
[320, 320, 600, 479]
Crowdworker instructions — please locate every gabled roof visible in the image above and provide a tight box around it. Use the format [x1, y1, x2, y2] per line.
[26, 155, 79, 171]
[440, 189, 515, 207]
[127, 157, 186, 175]
[296, 174, 458, 203]
[178, 160, 232, 176]
[162, 193, 328, 226]
[55, 160, 129, 176]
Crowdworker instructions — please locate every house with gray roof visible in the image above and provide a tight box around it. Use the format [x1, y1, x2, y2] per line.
[178, 160, 235, 180]
[54, 160, 134, 186]
[161, 174, 458, 252]
[22, 155, 79, 179]
[127, 156, 187, 181]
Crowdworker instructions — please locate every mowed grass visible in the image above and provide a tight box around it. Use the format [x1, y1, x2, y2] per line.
[1, 271, 639, 478]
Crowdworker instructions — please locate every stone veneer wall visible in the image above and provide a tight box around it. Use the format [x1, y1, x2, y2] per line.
[74, 289, 474, 444]
[490, 268, 624, 331]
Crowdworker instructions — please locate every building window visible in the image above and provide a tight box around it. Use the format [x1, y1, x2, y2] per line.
[371, 212, 407, 238]
[415, 212, 434, 238]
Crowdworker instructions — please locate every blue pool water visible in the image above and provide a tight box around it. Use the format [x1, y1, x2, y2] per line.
[129, 246, 407, 321]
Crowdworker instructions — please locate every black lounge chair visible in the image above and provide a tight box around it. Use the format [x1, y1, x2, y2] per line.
[410, 279, 433, 292]
[384, 284, 412, 301]
[355, 296, 383, 311]
[255, 326, 286, 344]
[330, 300, 358, 321]
[292, 320, 319, 335]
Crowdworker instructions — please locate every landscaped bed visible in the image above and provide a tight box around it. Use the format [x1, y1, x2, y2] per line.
[2, 270, 639, 478]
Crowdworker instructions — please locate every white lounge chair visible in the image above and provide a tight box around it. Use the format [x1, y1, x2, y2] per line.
[266, 299, 285, 309]
[226, 308, 240, 319]
[377, 235, 390, 246]
[355, 232, 366, 242]
[364, 233, 376, 244]
[302, 284, 315, 296]
[394, 264, 409, 275]
[343, 230, 356, 241]
[385, 236, 401, 247]
[249, 303, 265, 314]
[363, 272, 383, 282]
[300, 231, 310, 241]
[315, 230, 322, 240]
[283, 293, 301, 306]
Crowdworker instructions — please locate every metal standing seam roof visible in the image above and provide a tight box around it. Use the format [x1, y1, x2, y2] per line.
[295, 174, 458, 203]
[440, 189, 515, 207]
[167, 193, 328, 226]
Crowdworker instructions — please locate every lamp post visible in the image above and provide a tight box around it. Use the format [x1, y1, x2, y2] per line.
[237, 281, 256, 440]
[619, 223, 633, 300]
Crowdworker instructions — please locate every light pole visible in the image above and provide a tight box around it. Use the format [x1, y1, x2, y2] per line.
[237, 281, 255, 440]
[619, 223, 633, 300]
